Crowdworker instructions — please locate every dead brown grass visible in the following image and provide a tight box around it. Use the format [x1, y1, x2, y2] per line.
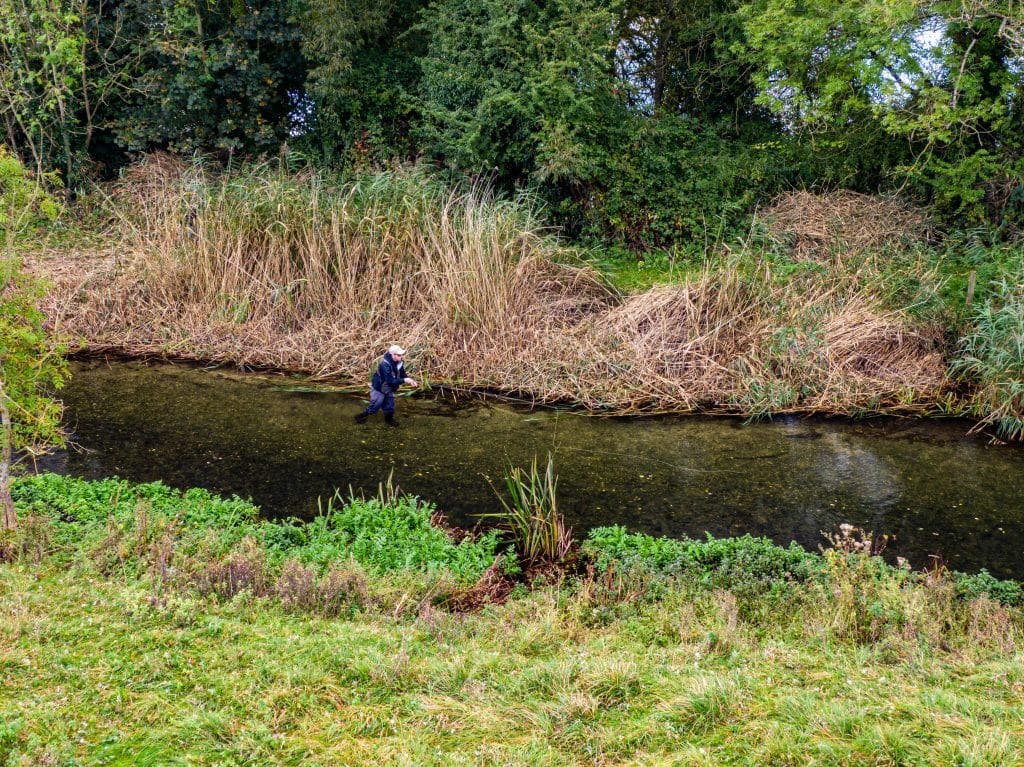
[37, 159, 948, 416]
[763, 190, 932, 262]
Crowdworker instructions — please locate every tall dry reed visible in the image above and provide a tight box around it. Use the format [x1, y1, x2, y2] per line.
[48, 156, 948, 416]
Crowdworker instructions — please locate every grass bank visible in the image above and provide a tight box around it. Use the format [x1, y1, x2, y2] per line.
[2, 474, 1023, 764]
[33, 156, 1021, 429]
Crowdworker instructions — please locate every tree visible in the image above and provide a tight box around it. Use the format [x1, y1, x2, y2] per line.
[105, 0, 308, 161]
[415, 0, 625, 188]
[0, 0, 140, 184]
[0, 146, 67, 530]
[736, 0, 1024, 224]
[1, 0, 309, 180]
[616, 0, 765, 125]
[300, 0, 428, 163]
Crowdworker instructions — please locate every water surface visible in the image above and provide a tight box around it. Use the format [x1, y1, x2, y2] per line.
[41, 360, 1024, 579]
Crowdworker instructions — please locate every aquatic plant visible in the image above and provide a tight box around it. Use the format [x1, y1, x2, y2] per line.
[583, 523, 1022, 611]
[583, 525, 821, 608]
[484, 453, 574, 568]
[10, 472, 504, 583]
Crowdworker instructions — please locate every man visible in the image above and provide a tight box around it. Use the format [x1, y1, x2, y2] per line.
[355, 344, 419, 426]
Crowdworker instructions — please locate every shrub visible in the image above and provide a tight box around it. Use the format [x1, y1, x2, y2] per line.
[819, 525, 909, 644]
[11, 473, 504, 583]
[273, 557, 370, 617]
[192, 538, 270, 599]
[263, 489, 505, 582]
[564, 117, 795, 259]
[953, 569, 1024, 608]
[583, 526, 821, 601]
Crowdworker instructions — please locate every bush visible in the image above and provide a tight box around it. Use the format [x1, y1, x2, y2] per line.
[11, 473, 505, 583]
[11, 473, 258, 555]
[583, 526, 821, 601]
[561, 117, 797, 259]
[954, 569, 1024, 608]
[261, 489, 506, 582]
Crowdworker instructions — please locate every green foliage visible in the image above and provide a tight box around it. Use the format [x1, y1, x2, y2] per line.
[415, 0, 625, 188]
[0, 145, 62, 250]
[584, 523, 1024, 614]
[481, 453, 573, 567]
[0, 154, 67, 529]
[931, 227, 1021, 312]
[263, 488, 505, 580]
[583, 525, 692, 572]
[10, 473, 504, 581]
[3, 0, 1021, 247]
[616, 0, 761, 120]
[951, 273, 1024, 440]
[583, 525, 821, 601]
[0, 0, 88, 181]
[736, 0, 1024, 225]
[953, 568, 1024, 607]
[10, 473, 258, 554]
[413, 0, 800, 254]
[107, 0, 307, 160]
[565, 116, 796, 256]
[1, 0, 307, 178]
[300, 0, 427, 163]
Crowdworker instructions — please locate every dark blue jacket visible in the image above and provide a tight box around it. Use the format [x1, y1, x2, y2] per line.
[371, 353, 407, 394]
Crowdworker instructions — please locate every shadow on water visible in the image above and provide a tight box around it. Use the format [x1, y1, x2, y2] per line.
[39, 359, 1024, 579]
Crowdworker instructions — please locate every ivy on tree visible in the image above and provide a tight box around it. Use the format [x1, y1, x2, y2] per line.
[0, 147, 67, 531]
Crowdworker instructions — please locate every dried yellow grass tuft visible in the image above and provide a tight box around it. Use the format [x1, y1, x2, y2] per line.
[41, 160, 948, 416]
[763, 190, 933, 262]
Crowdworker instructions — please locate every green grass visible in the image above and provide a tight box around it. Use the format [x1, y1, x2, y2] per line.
[2, 564, 1022, 765]
[582, 245, 703, 293]
[1, 475, 1023, 764]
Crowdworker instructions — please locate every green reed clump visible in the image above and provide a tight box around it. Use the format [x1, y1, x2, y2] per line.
[483, 453, 574, 568]
[952, 276, 1024, 440]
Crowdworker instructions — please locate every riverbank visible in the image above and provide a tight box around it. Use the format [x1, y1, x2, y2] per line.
[31, 157, 1024, 435]
[1, 474, 1022, 764]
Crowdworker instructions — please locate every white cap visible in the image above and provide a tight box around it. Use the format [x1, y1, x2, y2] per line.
[388, 344, 406, 356]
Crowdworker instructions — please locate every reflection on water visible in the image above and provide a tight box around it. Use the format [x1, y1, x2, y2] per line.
[40, 360, 1024, 579]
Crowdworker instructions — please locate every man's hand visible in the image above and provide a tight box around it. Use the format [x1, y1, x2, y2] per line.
[404, 377, 419, 387]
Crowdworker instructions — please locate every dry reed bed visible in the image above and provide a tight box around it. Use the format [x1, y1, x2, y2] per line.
[41, 158, 946, 415]
[763, 190, 932, 262]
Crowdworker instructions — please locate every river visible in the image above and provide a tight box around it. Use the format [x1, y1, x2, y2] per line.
[39, 359, 1024, 579]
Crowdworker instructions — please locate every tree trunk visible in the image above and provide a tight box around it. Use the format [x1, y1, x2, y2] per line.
[0, 392, 16, 531]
